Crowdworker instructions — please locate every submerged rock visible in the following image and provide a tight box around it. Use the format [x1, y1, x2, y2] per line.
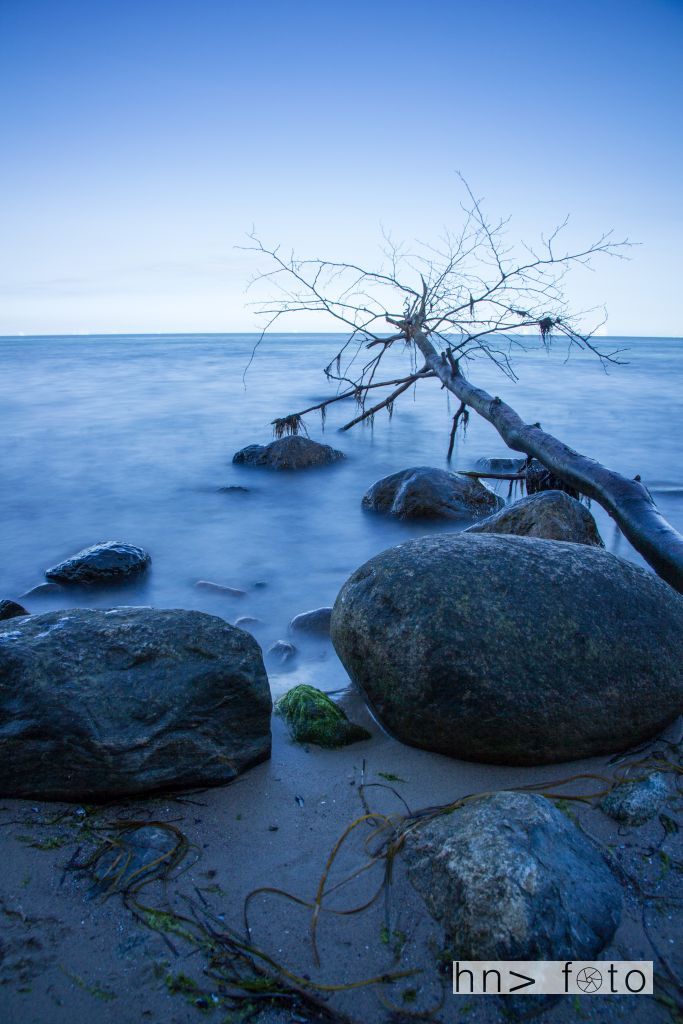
[195, 580, 246, 597]
[331, 533, 683, 765]
[233, 435, 345, 470]
[402, 791, 621, 960]
[361, 466, 502, 520]
[0, 607, 272, 800]
[275, 684, 371, 748]
[289, 607, 332, 636]
[601, 772, 669, 826]
[267, 640, 297, 665]
[45, 541, 151, 586]
[0, 600, 28, 621]
[465, 490, 604, 546]
[21, 582, 65, 598]
[475, 456, 526, 473]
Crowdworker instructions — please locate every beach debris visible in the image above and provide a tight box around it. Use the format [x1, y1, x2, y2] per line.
[233, 435, 345, 470]
[0, 607, 272, 799]
[45, 541, 151, 586]
[289, 607, 332, 636]
[331, 533, 683, 765]
[275, 684, 371, 749]
[465, 489, 604, 545]
[601, 772, 669, 825]
[195, 580, 246, 597]
[402, 791, 622, 961]
[361, 466, 502, 520]
[0, 600, 28, 621]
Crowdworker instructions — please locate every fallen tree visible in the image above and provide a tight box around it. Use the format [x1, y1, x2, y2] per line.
[245, 181, 683, 592]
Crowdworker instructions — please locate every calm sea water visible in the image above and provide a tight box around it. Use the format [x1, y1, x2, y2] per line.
[1, 333, 681, 694]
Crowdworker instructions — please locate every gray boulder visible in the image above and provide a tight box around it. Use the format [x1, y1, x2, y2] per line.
[289, 607, 332, 636]
[331, 533, 683, 765]
[0, 607, 272, 800]
[233, 435, 345, 470]
[402, 791, 621, 960]
[361, 466, 503, 520]
[465, 490, 604, 546]
[601, 772, 669, 825]
[0, 600, 28, 622]
[45, 541, 151, 586]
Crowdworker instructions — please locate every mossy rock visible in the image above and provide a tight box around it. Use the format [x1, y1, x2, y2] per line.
[275, 684, 371, 748]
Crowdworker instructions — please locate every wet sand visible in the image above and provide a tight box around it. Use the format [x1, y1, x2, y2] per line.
[1, 683, 681, 1024]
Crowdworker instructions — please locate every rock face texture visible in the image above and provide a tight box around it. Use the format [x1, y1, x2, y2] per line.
[331, 533, 683, 765]
[289, 607, 332, 636]
[0, 600, 28, 622]
[233, 436, 345, 470]
[465, 490, 604, 546]
[601, 773, 669, 826]
[361, 467, 503, 520]
[402, 792, 622, 960]
[45, 542, 151, 586]
[0, 608, 272, 800]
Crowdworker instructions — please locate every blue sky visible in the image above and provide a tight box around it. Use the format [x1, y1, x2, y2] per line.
[1, 0, 681, 336]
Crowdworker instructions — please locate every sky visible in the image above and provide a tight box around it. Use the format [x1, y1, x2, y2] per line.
[1, 0, 682, 337]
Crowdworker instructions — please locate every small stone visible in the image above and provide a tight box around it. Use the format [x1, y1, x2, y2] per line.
[21, 583, 65, 598]
[267, 640, 297, 664]
[235, 616, 262, 627]
[195, 581, 246, 597]
[0, 600, 29, 621]
[601, 773, 669, 826]
[289, 607, 332, 636]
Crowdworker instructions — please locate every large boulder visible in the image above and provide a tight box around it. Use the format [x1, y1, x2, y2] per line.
[402, 791, 621, 960]
[361, 467, 503, 520]
[331, 534, 683, 765]
[45, 541, 151, 586]
[233, 435, 345, 470]
[465, 490, 604, 546]
[0, 607, 272, 800]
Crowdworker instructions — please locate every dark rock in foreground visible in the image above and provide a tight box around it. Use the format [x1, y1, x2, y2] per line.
[465, 490, 604, 546]
[362, 466, 503, 520]
[275, 684, 371, 748]
[289, 607, 332, 636]
[601, 773, 669, 825]
[233, 435, 345, 470]
[402, 791, 621, 960]
[0, 600, 28, 621]
[0, 607, 272, 800]
[331, 533, 683, 765]
[45, 541, 151, 586]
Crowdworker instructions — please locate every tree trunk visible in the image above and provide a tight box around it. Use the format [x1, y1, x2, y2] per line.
[414, 330, 683, 594]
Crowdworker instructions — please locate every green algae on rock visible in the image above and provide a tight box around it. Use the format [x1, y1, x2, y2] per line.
[275, 684, 370, 748]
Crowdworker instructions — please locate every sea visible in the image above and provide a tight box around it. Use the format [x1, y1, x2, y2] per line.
[1, 332, 681, 694]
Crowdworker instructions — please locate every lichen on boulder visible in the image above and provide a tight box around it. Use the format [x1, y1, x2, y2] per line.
[275, 684, 370, 748]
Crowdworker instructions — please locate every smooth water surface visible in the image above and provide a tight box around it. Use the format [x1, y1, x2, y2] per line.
[1, 333, 681, 693]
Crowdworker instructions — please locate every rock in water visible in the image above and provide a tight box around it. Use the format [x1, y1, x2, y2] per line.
[233, 436, 345, 470]
[0, 600, 28, 621]
[402, 792, 621, 960]
[331, 533, 683, 765]
[526, 458, 580, 498]
[45, 541, 151, 585]
[275, 684, 370, 748]
[289, 607, 332, 635]
[465, 490, 604, 546]
[361, 466, 503, 520]
[0, 607, 272, 800]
